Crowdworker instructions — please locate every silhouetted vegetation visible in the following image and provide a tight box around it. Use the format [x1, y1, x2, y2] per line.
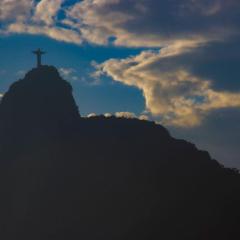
[0, 66, 239, 240]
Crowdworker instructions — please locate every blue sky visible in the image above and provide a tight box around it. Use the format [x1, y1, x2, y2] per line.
[0, 0, 240, 168]
[0, 34, 145, 115]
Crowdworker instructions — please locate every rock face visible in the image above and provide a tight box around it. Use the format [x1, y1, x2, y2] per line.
[0, 66, 239, 240]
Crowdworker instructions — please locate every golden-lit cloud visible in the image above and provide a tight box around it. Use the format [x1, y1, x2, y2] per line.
[96, 47, 240, 127]
[7, 22, 82, 44]
[33, 0, 64, 26]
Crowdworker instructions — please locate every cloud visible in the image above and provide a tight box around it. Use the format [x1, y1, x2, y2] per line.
[115, 112, 149, 120]
[104, 113, 112, 118]
[115, 112, 136, 119]
[59, 67, 76, 77]
[139, 115, 149, 121]
[7, 22, 82, 44]
[65, 0, 240, 47]
[87, 113, 97, 118]
[16, 70, 26, 77]
[86, 112, 149, 120]
[59, 67, 82, 82]
[0, 0, 33, 21]
[96, 48, 240, 127]
[1, 0, 239, 48]
[0, 0, 82, 44]
[71, 0, 239, 127]
[33, 0, 64, 26]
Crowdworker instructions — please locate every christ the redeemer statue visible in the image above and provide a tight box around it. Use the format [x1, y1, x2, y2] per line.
[33, 48, 46, 68]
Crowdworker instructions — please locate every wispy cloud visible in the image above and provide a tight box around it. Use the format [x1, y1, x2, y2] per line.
[16, 70, 26, 77]
[7, 22, 82, 44]
[59, 67, 76, 77]
[59, 67, 80, 81]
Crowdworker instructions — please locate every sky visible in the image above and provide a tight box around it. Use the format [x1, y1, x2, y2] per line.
[0, 0, 240, 168]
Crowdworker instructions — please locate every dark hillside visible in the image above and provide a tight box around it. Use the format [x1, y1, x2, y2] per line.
[0, 66, 239, 240]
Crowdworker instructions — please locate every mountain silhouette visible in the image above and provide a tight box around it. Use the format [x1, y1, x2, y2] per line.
[0, 65, 239, 240]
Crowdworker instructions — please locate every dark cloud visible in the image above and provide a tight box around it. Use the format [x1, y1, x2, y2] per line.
[190, 38, 240, 91]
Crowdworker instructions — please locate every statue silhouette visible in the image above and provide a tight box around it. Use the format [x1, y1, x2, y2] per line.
[32, 48, 46, 68]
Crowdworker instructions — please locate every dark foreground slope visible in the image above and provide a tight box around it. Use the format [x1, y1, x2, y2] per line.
[0, 66, 239, 240]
